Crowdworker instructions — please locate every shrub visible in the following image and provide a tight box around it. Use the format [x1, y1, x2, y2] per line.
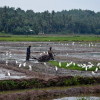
[64, 77, 79, 86]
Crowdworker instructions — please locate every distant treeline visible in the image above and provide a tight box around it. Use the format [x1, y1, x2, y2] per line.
[0, 6, 100, 35]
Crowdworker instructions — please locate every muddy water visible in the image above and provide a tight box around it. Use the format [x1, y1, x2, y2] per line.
[53, 96, 100, 100]
[0, 67, 28, 80]
[0, 42, 100, 79]
[0, 42, 100, 63]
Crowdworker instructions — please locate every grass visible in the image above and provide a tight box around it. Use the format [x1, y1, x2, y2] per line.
[0, 34, 100, 42]
[49, 60, 100, 71]
[0, 76, 99, 91]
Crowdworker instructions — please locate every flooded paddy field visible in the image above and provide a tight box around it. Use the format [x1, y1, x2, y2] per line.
[0, 41, 100, 80]
[0, 41, 100, 100]
[0, 41, 100, 62]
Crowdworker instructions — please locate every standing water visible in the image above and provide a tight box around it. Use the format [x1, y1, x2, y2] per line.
[53, 96, 100, 100]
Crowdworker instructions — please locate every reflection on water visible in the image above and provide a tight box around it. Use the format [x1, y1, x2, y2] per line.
[58, 52, 100, 61]
[53, 96, 100, 100]
[0, 73, 26, 80]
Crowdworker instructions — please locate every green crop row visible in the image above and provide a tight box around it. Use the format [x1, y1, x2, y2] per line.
[0, 35, 100, 42]
[0, 76, 100, 91]
[49, 61, 100, 71]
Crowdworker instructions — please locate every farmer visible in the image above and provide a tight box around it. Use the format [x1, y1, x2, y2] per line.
[26, 45, 31, 61]
[48, 47, 54, 60]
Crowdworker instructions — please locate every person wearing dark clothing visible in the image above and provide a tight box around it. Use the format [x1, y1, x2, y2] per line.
[48, 47, 54, 60]
[26, 45, 31, 61]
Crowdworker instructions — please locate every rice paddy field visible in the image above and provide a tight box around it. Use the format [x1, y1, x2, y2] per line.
[0, 35, 100, 100]
[0, 34, 100, 42]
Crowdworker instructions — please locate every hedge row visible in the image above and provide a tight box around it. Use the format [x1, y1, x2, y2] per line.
[0, 76, 100, 91]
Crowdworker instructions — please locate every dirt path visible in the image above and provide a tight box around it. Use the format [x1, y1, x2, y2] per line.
[0, 85, 100, 100]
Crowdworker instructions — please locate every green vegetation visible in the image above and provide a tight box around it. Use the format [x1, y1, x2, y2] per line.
[77, 97, 95, 100]
[0, 35, 100, 42]
[0, 6, 100, 35]
[0, 76, 99, 91]
[49, 61, 100, 71]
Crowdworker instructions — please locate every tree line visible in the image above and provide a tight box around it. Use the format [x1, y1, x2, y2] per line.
[0, 6, 100, 35]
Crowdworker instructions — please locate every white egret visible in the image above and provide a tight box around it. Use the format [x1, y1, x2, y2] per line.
[59, 62, 61, 67]
[91, 71, 95, 75]
[19, 63, 22, 67]
[44, 62, 46, 65]
[6, 60, 8, 65]
[6, 71, 11, 76]
[87, 65, 93, 69]
[88, 62, 92, 64]
[55, 66, 58, 71]
[66, 63, 70, 67]
[82, 64, 86, 68]
[73, 63, 75, 66]
[97, 63, 100, 67]
[43, 51, 46, 54]
[23, 62, 26, 67]
[72, 42, 75, 45]
[16, 60, 18, 64]
[29, 65, 32, 71]
[40, 53, 43, 55]
[95, 68, 98, 72]
[85, 66, 88, 71]
[89, 43, 91, 47]
[6, 51, 9, 56]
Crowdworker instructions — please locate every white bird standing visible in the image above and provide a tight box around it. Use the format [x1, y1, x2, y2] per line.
[66, 63, 70, 67]
[16, 60, 18, 64]
[44, 62, 46, 65]
[23, 62, 26, 67]
[44, 62, 48, 67]
[91, 71, 95, 75]
[89, 43, 91, 47]
[29, 65, 32, 71]
[9, 52, 12, 58]
[8, 71, 11, 76]
[72, 42, 75, 45]
[6, 71, 11, 76]
[95, 67, 98, 72]
[73, 63, 76, 66]
[6, 51, 9, 56]
[55, 66, 58, 71]
[97, 63, 100, 67]
[59, 62, 61, 67]
[19, 63, 22, 67]
[40, 53, 43, 55]
[85, 66, 88, 71]
[43, 51, 46, 54]
[87, 64, 93, 69]
[6, 60, 8, 65]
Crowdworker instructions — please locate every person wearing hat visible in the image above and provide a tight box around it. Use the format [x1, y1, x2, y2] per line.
[26, 45, 31, 61]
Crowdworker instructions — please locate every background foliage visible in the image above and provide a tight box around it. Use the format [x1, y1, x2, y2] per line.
[0, 6, 100, 35]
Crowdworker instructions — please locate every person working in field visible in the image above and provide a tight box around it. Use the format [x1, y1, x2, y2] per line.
[26, 45, 31, 61]
[48, 47, 54, 60]
[31, 46, 54, 62]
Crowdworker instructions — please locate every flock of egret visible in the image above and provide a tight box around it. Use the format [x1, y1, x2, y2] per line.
[58, 61, 100, 75]
[1, 41, 100, 77]
[55, 42, 98, 47]
[3, 49, 100, 77]
[3, 51, 33, 76]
